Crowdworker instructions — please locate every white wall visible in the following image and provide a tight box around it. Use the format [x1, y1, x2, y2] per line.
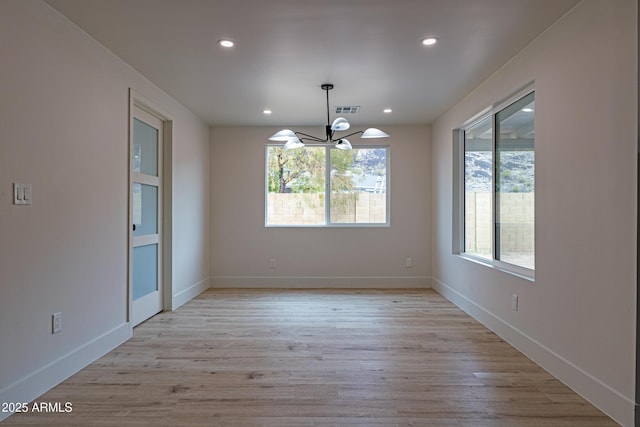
[431, 1, 636, 425]
[170, 111, 211, 306]
[0, 0, 210, 416]
[210, 125, 431, 288]
[1, 0, 635, 424]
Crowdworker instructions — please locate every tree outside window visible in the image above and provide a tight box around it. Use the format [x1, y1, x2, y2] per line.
[266, 146, 389, 226]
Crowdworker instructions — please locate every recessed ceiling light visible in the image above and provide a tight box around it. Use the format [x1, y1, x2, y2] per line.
[383, 108, 393, 114]
[218, 39, 235, 48]
[522, 108, 534, 112]
[263, 109, 272, 115]
[421, 37, 439, 46]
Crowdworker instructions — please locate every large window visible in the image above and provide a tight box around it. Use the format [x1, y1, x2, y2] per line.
[460, 90, 535, 275]
[266, 146, 389, 226]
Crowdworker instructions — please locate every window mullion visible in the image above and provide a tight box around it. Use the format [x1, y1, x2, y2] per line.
[325, 146, 331, 225]
[266, 144, 389, 227]
[492, 113, 498, 262]
[460, 131, 467, 254]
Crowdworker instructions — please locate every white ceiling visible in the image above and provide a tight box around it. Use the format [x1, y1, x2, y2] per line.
[45, 0, 580, 127]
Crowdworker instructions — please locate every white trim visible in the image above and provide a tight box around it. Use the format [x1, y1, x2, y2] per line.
[130, 102, 164, 326]
[431, 277, 634, 427]
[457, 254, 535, 282]
[492, 81, 536, 114]
[210, 276, 431, 289]
[265, 223, 390, 228]
[172, 277, 210, 310]
[0, 323, 131, 422]
[451, 128, 464, 254]
[131, 173, 160, 187]
[264, 144, 391, 227]
[161, 120, 173, 313]
[130, 92, 174, 124]
[454, 84, 536, 279]
[133, 234, 160, 247]
[128, 89, 174, 325]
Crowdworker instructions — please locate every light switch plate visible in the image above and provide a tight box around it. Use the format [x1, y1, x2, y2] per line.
[52, 312, 62, 334]
[13, 183, 31, 205]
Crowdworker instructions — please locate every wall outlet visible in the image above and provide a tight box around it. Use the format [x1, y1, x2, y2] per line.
[52, 312, 62, 334]
[512, 294, 519, 311]
[269, 258, 276, 269]
[405, 257, 413, 268]
[13, 183, 32, 205]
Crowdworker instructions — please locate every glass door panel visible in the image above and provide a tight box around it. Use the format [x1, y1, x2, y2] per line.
[131, 105, 163, 326]
[133, 118, 159, 176]
[133, 244, 158, 300]
[132, 183, 158, 236]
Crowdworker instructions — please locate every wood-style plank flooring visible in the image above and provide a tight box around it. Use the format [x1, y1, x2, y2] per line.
[4, 289, 618, 426]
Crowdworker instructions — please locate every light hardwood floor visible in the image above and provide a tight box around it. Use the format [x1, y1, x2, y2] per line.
[5, 289, 618, 426]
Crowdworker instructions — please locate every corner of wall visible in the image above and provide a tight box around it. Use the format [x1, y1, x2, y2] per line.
[432, 277, 635, 427]
[0, 323, 131, 423]
[209, 276, 432, 289]
[172, 278, 211, 309]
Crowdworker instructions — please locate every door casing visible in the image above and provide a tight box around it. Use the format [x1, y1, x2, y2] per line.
[128, 89, 173, 326]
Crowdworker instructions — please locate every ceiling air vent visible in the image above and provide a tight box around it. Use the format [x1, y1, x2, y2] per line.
[335, 106, 360, 114]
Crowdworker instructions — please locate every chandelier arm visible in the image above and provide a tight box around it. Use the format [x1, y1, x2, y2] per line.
[295, 131, 328, 142]
[268, 83, 387, 149]
[332, 130, 364, 141]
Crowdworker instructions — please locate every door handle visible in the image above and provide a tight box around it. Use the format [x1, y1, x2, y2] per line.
[132, 224, 136, 231]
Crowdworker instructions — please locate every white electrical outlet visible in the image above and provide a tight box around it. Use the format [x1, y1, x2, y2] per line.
[269, 258, 276, 269]
[405, 257, 413, 268]
[52, 312, 62, 334]
[13, 183, 32, 205]
[512, 294, 519, 311]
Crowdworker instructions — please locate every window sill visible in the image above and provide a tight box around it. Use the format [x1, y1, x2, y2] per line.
[265, 223, 390, 228]
[457, 253, 535, 282]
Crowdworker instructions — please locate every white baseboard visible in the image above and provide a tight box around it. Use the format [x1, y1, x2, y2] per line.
[0, 322, 131, 422]
[172, 277, 210, 309]
[431, 277, 634, 427]
[210, 276, 432, 289]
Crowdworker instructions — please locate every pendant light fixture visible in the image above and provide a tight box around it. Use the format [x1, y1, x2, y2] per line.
[268, 84, 389, 150]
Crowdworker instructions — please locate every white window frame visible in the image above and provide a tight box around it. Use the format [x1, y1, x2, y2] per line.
[265, 144, 390, 227]
[453, 83, 535, 280]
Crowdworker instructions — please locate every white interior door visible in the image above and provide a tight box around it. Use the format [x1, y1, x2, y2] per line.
[131, 105, 163, 326]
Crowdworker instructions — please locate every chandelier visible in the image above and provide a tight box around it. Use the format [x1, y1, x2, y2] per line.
[268, 83, 389, 150]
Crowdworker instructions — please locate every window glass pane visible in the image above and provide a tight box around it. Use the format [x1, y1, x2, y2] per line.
[496, 92, 535, 269]
[330, 148, 387, 224]
[266, 146, 326, 225]
[133, 118, 158, 176]
[464, 116, 493, 260]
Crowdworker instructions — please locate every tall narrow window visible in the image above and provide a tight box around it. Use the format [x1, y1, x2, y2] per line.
[266, 146, 326, 226]
[459, 89, 535, 276]
[330, 148, 387, 224]
[464, 116, 493, 260]
[266, 145, 389, 226]
[496, 92, 535, 270]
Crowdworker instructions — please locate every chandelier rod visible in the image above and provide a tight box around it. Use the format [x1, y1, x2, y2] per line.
[322, 83, 333, 142]
[326, 85, 330, 134]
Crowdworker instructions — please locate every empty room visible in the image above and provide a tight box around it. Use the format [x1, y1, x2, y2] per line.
[0, 0, 637, 426]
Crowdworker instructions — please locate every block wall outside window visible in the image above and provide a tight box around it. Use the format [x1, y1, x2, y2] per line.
[266, 146, 389, 227]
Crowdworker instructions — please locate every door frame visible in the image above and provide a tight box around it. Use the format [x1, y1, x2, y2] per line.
[633, 0, 640, 427]
[127, 89, 173, 325]
[636, 2, 639, 426]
